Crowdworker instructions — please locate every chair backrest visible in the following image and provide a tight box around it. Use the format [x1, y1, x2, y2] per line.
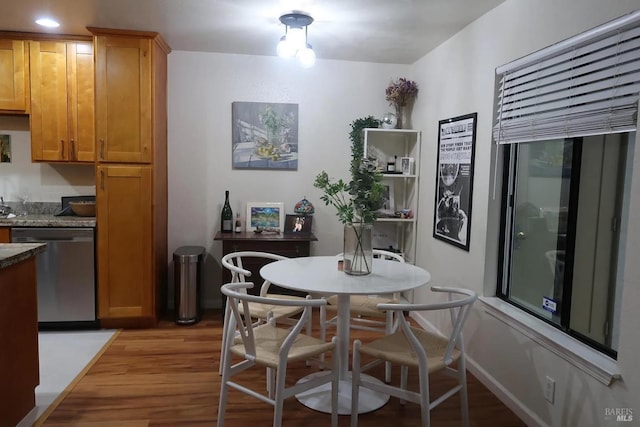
[221, 282, 326, 359]
[372, 249, 405, 263]
[378, 286, 477, 367]
[221, 251, 288, 295]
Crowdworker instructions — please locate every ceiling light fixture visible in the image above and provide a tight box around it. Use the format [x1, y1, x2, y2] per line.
[277, 12, 316, 68]
[35, 17, 60, 28]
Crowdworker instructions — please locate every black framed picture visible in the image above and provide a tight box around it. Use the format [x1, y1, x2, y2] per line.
[433, 112, 477, 251]
[284, 214, 312, 235]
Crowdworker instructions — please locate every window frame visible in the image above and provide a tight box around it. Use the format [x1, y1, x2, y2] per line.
[497, 139, 618, 359]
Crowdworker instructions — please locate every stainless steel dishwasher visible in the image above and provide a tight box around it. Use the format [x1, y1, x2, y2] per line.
[11, 227, 97, 328]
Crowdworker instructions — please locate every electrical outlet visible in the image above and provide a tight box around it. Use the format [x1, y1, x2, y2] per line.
[544, 376, 555, 404]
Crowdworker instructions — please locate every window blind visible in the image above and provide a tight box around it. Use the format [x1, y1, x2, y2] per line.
[494, 10, 640, 144]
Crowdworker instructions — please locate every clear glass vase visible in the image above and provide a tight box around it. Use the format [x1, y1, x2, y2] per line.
[343, 222, 373, 275]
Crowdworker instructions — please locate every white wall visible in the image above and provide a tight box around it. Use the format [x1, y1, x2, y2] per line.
[408, 0, 640, 426]
[0, 116, 95, 203]
[167, 52, 408, 307]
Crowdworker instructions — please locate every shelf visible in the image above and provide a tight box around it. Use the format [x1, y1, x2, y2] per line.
[381, 173, 418, 178]
[364, 127, 421, 266]
[375, 217, 415, 223]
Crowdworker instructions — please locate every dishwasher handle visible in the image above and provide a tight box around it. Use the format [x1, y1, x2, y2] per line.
[10, 228, 95, 243]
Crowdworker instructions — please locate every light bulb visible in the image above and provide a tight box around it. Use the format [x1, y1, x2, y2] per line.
[296, 44, 316, 68]
[276, 35, 295, 58]
[35, 17, 60, 28]
[287, 27, 306, 51]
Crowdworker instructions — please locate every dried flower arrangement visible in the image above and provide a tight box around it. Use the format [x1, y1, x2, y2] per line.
[385, 78, 419, 109]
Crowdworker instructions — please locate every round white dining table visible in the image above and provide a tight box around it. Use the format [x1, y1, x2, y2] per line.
[260, 255, 430, 415]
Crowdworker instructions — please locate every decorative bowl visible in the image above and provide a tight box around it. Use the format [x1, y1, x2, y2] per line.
[69, 201, 96, 217]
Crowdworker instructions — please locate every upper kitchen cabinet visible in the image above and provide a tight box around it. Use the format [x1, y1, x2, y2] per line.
[91, 28, 170, 164]
[0, 38, 29, 113]
[29, 40, 95, 162]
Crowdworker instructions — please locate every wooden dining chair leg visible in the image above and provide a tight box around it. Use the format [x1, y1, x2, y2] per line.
[350, 340, 362, 427]
[318, 305, 327, 369]
[418, 364, 430, 427]
[273, 364, 288, 427]
[400, 365, 408, 405]
[219, 303, 232, 375]
[458, 361, 470, 427]
[384, 310, 394, 382]
[331, 337, 339, 427]
[217, 319, 235, 427]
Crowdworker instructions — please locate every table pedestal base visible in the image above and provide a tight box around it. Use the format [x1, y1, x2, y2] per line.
[295, 371, 389, 415]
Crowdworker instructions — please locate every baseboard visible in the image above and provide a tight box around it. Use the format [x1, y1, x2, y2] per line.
[409, 311, 548, 427]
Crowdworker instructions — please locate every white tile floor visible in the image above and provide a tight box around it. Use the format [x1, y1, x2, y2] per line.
[17, 330, 116, 427]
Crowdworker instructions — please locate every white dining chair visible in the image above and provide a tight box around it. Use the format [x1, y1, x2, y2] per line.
[320, 249, 405, 381]
[219, 251, 312, 375]
[350, 286, 477, 427]
[218, 282, 339, 427]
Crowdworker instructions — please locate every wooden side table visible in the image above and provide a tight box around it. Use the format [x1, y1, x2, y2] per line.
[214, 231, 317, 296]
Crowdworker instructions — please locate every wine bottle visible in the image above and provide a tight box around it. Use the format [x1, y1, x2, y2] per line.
[234, 213, 242, 233]
[221, 190, 233, 233]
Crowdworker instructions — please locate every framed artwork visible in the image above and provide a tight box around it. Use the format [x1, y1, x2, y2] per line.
[231, 101, 299, 170]
[400, 156, 414, 175]
[245, 202, 285, 232]
[0, 135, 11, 163]
[284, 214, 313, 235]
[377, 183, 395, 217]
[433, 112, 477, 251]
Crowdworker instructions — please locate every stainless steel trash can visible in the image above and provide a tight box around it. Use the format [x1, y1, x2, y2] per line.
[173, 246, 205, 325]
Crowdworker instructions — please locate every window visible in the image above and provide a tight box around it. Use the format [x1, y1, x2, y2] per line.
[498, 134, 632, 356]
[493, 11, 640, 357]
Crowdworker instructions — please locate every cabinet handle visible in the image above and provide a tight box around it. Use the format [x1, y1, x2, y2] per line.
[60, 139, 65, 159]
[100, 170, 105, 190]
[70, 139, 75, 160]
[100, 139, 105, 160]
[232, 245, 238, 252]
[295, 245, 300, 255]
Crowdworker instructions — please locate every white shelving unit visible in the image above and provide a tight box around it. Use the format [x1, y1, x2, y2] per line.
[363, 128, 422, 265]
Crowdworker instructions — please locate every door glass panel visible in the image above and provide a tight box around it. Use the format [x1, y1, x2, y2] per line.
[509, 140, 572, 324]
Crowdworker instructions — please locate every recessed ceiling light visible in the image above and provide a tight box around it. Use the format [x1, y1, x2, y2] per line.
[35, 18, 60, 28]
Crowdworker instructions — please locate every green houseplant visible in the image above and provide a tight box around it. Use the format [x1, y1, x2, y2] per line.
[314, 116, 384, 275]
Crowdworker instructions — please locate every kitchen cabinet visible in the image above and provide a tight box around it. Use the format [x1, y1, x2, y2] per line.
[363, 128, 422, 264]
[29, 40, 95, 162]
[0, 227, 10, 243]
[0, 38, 29, 113]
[97, 165, 153, 323]
[91, 28, 170, 328]
[0, 249, 41, 427]
[93, 31, 157, 163]
[214, 231, 317, 298]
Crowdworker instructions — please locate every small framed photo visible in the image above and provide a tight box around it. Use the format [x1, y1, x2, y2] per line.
[245, 202, 285, 232]
[400, 156, 414, 175]
[377, 183, 395, 217]
[284, 214, 313, 235]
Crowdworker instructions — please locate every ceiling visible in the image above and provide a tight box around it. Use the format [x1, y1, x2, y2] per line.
[0, 0, 506, 64]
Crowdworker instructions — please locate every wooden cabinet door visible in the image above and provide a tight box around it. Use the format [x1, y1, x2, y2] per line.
[96, 164, 153, 319]
[29, 41, 69, 161]
[67, 42, 95, 162]
[95, 36, 152, 163]
[0, 39, 28, 112]
[0, 227, 10, 243]
[30, 41, 95, 163]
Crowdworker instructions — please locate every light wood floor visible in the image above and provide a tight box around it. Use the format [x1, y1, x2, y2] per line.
[40, 310, 526, 427]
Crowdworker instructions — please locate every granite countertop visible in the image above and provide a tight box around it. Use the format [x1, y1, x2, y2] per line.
[0, 243, 47, 270]
[0, 214, 96, 228]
